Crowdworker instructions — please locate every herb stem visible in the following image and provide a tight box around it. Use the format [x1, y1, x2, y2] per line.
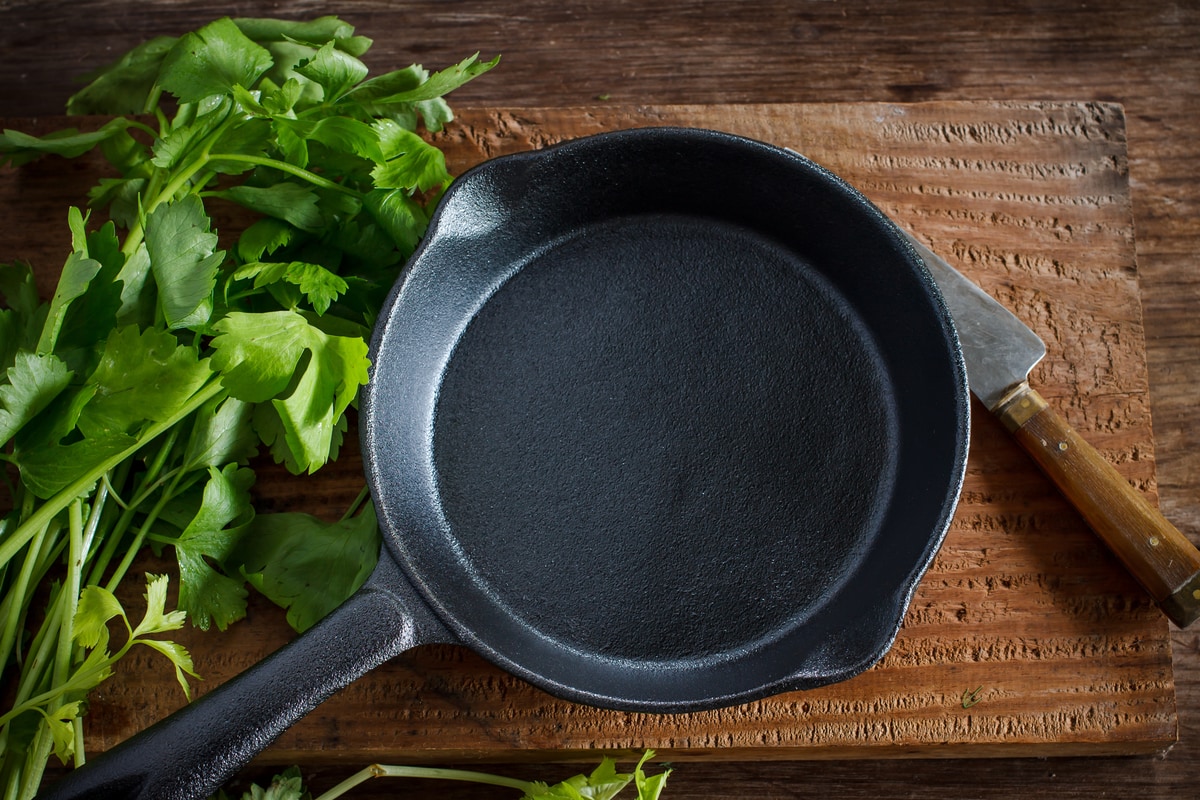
[340, 485, 371, 522]
[207, 153, 362, 197]
[0, 520, 55, 672]
[313, 765, 535, 800]
[51, 501, 85, 690]
[0, 378, 226, 570]
[104, 469, 186, 594]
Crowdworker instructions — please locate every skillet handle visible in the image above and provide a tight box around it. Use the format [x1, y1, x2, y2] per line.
[996, 383, 1200, 627]
[36, 556, 448, 800]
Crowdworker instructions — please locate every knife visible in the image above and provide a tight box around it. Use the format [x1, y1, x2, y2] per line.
[904, 231, 1200, 628]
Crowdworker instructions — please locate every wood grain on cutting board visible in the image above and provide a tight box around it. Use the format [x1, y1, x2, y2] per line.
[0, 101, 1176, 762]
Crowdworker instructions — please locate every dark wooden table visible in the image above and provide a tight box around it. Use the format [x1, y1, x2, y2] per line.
[3, 2, 1198, 797]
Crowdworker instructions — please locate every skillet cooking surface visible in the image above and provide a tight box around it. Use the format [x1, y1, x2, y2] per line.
[434, 215, 896, 659]
[363, 127, 969, 710]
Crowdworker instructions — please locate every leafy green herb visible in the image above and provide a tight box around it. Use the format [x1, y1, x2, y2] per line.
[211, 752, 672, 800]
[0, 15, 494, 798]
[230, 497, 378, 633]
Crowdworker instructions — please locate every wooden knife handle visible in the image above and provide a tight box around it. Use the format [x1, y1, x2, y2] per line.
[995, 383, 1200, 627]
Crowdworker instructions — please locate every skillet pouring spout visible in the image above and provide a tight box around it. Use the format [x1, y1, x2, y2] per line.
[38, 127, 968, 800]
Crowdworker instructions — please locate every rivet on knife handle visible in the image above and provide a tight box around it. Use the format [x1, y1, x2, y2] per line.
[904, 230, 1200, 628]
[995, 382, 1200, 628]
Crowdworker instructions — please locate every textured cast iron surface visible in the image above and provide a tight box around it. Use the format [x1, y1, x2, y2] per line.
[434, 215, 895, 660]
[364, 127, 969, 710]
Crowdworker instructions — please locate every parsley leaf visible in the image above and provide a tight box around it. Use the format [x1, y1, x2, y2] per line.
[371, 121, 452, 192]
[0, 352, 72, 444]
[76, 325, 212, 437]
[144, 195, 224, 331]
[295, 40, 370, 102]
[211, 310, 369, 472]
[0, 119, 134, 167]
[73, 585, 125, 649]
[66, 36, 178, 114]
[216, 183, 325, 232]
[233, 261, 349, 315]
[230, 503, 379, 633]
[182, 395, 258, 471]
[158, 18, 275, 104]
[16, 433, 137, 499]
[173, 465, 256, 631]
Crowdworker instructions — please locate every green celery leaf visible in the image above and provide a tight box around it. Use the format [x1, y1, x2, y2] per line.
[173, 466, 255, 631]
[0, 351, 73, 445]
[230, 84, 272, 117]
[414, 97, 455, 133]
[209, 309, 325, 402]
[216, 183, 324, 232]
[89, 177, 148, 229]
[133, 572, 189, 637]
[153, 96, 270, 176]
[343, 64, 426, 123]
[234, 16, 371, 56]
[158, 18, 275, 104]
[234, 261, 348, 314]
[250, 401, 347, 474]
[557, 759, 630, 800]
[363, 188, 428, 253]
[295, 40, 369, 102]
[144, 195, 224, 330]
[98, 125, 153, 175]
[13, 382, 96, 455]
[362, 53, 499, 106]
[182, 395, 258, 471]
[254, 41, 329, 110]
[138, 638, 198, 700]
[634, 752, 671, 800]
[128, 574, 197, 698]
[73, 586, 125, 649]
[0, 119, 134, 167]
[68, 633, 117, 691]
[0, 261, 42, 331]
[37, 209, 103, 354]
[0, 262, 47, 371]
[211, 310, 368, 472]
[262, 78, 305, 117]
[77, 325, 212, 437]
[370, 121, 451, 192]
[235, 217, 296, 263]
[151, 97, 234, 171]
[214, 766, 308, 800]
[114, 242, 154, 328]
[0, 310, 17, 373]
[66, 36, 178, 114]
[55, 221, 127, 369]
[273, 115, 383, 164]
[45, 702, 83, 765]
[231, 503, 379, 633]
[523, 754, 670, 800]
[16, 433, 136, 499]
[207, 116, 272, 175]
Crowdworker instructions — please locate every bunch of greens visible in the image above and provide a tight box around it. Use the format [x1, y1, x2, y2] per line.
[216, 754, 671, 800]
[0, 16, 495, 798]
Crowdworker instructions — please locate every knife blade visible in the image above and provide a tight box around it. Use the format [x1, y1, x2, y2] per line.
[904, 231, 1200, 628]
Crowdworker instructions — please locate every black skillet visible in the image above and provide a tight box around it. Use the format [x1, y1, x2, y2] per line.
[39, 127, 969, 800]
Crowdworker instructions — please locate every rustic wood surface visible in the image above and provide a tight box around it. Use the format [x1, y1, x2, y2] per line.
[3, 2, 1199, 798]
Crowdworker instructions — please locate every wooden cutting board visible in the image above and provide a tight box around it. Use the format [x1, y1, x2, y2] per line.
[0, 101, 1177, 764]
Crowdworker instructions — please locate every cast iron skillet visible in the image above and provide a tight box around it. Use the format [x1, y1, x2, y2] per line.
[39, 127, 969, 800]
